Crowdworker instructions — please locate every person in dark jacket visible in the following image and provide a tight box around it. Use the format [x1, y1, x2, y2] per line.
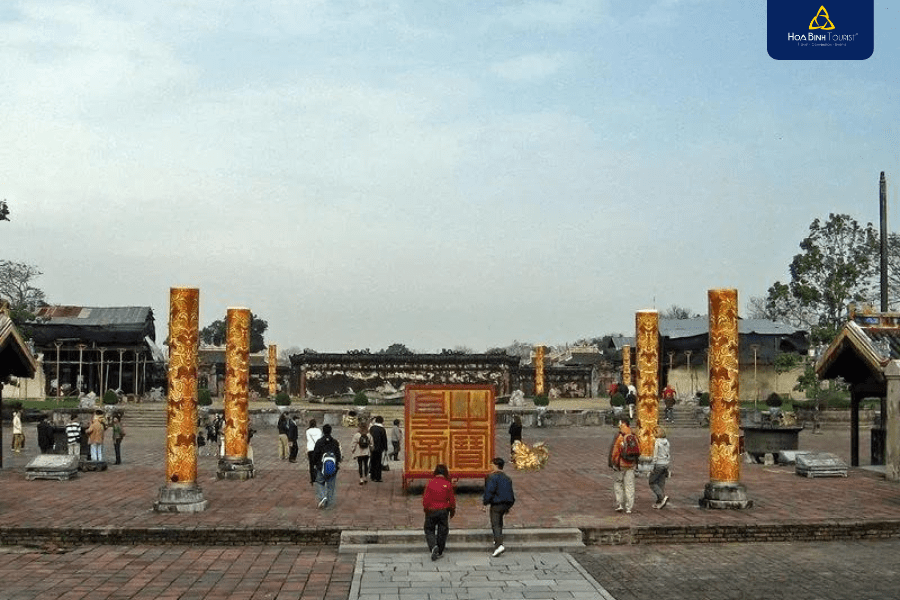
[422, 464, 456, 561]
[508, 416, 522, 462]
[286, 415, 300, 463]
[482, 457, 515, 557]
[368, 416, 388, 482]
[311, 424, 342, 509]
[37, 415, 55, 453]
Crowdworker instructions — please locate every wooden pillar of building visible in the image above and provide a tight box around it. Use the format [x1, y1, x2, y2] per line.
[700, 289, 752, 509]
[218, 307, 254, 480]
[534, 345, 545, 396]
[268, 344, 277, 397]
[155, 287, 207, 512]
[636, 310, 660, 469]
[885, 361, 900, 481]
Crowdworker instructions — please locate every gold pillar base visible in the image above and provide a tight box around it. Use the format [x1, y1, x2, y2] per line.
[699, 482, 753, 509]
[217, 457, 255, 480]
[154, 482, 208, 512]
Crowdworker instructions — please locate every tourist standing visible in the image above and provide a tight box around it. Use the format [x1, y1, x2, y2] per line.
[662, 384, 676, 422]
[483, 457, 515, 557]
[608, 417, 639, 514]
[11, 409, 24, 452]
[66, 414, 82, 456]
[112, 415, 126, 465]
[626, 385, 637, 419]
[649, 426, 671, 509]
[423, 464, 456, 561]
[37, 415, 54, 453]
[287, 415, 300, 463]
[508, 415, 522, 462]
[86, 409, 107, 462]
[351, 423, 372, 484]
[276, 412, 289, 460]
[311, 424, 342, 509]
[390, 418, 403, 461]
[368, 416, 388, 482]
[305, 419, 323, 485]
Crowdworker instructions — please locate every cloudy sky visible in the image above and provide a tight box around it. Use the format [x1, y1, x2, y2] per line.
[2, 1, 898, 353]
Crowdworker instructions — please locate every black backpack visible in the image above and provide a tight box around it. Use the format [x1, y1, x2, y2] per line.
[358, 434, 369, 449]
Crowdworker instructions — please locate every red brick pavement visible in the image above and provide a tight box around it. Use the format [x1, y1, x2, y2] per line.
[1, 422, 898, 537]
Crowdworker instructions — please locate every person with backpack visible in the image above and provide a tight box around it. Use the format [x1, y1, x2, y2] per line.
[311, 424, 342, 509]
[608, 417, 640, 514]
[351, 423, 372, 485]
[649, 425, 671, 509]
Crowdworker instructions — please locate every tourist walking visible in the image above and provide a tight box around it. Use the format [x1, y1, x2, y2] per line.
[311, 424, 342, 509]
[66, 414, 82, 456]
[649, 426, 671, 508]
[423, 464, 456, 561]
[305, 419, 323, 484]
[287, 415, 300, 462]
[86, 409, 107, 462]
[662, 384, 676, 422]
[483, 457, 515, 557]
[351, 423, 372, 485]
[390, 418, 403, 461]
[11, 409, 24, 452]
[626, 385, 637, 419]
[111, 415, 126, 465]
[609, 417, 640, 514]
[37, 415, 54, 453]
[368, 416, 388, 482]
[277, 412, 289, 460]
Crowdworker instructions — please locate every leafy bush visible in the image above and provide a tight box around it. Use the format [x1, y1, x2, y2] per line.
[353, 391, 369, 406]
[103, 390, 119, 405]
[533, 394, 549, 406]
[274, 392, 291, 406]
[197, 388, 212, 406]
[766, 392, 783, 408]
[697, 392, 710, 407]
[610, 393, 625, 407]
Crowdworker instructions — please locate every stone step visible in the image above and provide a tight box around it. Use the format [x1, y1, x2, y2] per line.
[338, 527, 584, 554]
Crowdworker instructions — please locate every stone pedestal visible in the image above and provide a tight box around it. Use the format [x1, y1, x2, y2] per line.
[217, 457, 255, 480]
[154, 483, 208, 513]
[699, 482, 753, 509]
[25, 454, 79, 480]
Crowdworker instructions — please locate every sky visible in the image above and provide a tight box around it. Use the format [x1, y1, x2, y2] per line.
[2, 1, 898, 354]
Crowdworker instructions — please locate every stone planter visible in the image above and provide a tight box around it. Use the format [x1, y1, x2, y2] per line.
[741, 426, 803, 462]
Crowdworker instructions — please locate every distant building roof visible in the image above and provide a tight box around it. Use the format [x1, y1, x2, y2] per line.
[29, 306, 156, 347]
[659, 317, 806, 339]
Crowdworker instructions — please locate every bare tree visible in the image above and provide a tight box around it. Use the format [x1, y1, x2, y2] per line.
[661, 305, 697, 319]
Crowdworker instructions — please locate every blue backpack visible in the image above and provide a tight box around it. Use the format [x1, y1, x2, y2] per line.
[322, 452, 337, 478]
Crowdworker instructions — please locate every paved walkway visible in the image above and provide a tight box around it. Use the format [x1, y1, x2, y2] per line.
[1, 417, 898, 599]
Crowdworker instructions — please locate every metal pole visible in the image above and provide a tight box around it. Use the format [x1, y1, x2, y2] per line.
[55, 341, 62, 402]
[881, 171, 889, 312]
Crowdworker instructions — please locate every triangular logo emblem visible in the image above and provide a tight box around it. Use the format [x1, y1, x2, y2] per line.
[809, 6, 835, 30]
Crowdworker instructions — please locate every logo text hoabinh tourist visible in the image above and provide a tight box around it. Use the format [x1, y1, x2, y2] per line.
[767, 1, 873, 60]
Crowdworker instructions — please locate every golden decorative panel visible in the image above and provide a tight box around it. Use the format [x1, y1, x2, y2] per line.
[622, 344, 631, 386]
[708, 289, 741, 483]
[166, 287, 199, 484]
[636, 310, 659, 457]
[268, 344, 277, 397]
[224, 307, 250, 459]
[534, 345, 545, 396]
[404, 385, 495, 490]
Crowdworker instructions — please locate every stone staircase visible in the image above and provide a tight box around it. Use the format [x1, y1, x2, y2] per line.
[120, 404, 168, 428]
[657, 405, 706, 428]
[338, 527, 584, 554]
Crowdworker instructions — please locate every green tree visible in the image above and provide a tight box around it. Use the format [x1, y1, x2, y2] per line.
[200, 312, 269, 353]
[765, 213, 878, 344]
[0, 260, 47, 335]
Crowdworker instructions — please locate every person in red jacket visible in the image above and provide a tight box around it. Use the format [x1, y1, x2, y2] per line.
[422, 464, 456, 561]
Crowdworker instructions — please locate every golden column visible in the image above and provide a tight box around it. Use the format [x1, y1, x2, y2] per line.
[636, 310, 660, 464]
[267, 344, 277, 397]
[534, 345, 545, 396]
[622, 344, 632, 386]
[700, 288, 752, 508]
[154, 287, 207, 512]
[218, 307, 254, 480]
